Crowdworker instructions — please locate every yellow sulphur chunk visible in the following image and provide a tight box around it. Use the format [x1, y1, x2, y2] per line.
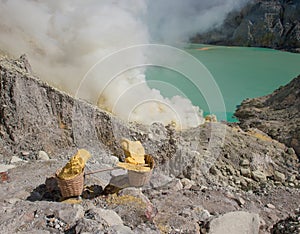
[61, 198, 82, 204]
[132, 155, 145, 164]
[77, 149, 91, 163]
[121, 139, 145, 164]
[117, 162, 151, 172]
[125, 157, 139, 165]
[58, 149, 92, 180]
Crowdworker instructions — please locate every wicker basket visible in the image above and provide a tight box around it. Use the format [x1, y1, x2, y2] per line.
[127, 154, 155, 187]
[55, 169, 84, 198]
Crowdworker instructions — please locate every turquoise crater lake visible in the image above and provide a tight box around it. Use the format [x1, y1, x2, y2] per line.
[146, 44, 300, 122]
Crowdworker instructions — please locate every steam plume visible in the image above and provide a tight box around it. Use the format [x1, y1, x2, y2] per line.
[147, 0, 250, 43]
[0, 0, 249, 128]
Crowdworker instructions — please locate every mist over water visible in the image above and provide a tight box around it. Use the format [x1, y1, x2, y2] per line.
[0, 0, 250, 128]
[147, 0, 250, 43]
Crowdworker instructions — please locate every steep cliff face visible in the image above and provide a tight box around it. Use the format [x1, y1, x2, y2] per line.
[235, 75, 300, 156]
[192, 0, 300, 52]
[0, 55, 124, 158]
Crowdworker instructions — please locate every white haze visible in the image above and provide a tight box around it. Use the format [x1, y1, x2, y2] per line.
[0, 0, 249, 129]
[147, 0, 250, 43]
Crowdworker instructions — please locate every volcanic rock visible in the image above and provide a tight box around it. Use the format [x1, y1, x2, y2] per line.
[235, 75, 300, 157]
[209, 211, 260, 234]
[192, 0, 300, 53]
[37, 151, 50, 161]
[252, 170, 267, 182]
[274, 171, 286, 183]
[0, 54, 299, 233]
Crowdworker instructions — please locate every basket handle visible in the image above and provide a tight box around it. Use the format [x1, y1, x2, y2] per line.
[85, 167, 118, 175]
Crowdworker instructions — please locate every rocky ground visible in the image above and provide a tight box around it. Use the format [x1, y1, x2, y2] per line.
[235, 75, 300, 157]
[192, 0, 300, 53]
[0, 55, 300, 233]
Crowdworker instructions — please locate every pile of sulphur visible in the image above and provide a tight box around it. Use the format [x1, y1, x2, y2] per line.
[58, 149, 91, 180]
[117, 138, 152, 172]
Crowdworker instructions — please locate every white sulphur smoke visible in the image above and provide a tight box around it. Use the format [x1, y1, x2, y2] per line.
[0, 0, 249, 129]
[147, 0, 250, 43]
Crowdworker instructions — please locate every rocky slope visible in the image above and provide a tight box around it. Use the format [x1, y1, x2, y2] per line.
[0, 55, 299, 233]
[192, 0, 300, 52]
[235, 75, 300, 157]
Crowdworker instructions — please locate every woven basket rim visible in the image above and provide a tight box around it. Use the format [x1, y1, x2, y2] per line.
[55, 168, 84, 181]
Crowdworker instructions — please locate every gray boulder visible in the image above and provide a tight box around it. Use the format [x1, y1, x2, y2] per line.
[209, 211, 260, 234]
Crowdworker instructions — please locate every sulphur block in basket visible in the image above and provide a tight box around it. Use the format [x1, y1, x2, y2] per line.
[117, 162, 151, 172]
[121, 138, 145, 164]
[125, 156, 141, 165]
[76, 149, 91, 163]
[58, 149, 91, 180]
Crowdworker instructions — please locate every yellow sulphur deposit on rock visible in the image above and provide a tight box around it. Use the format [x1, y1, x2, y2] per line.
[121, 138, 145, 164]
[118, 139, 154, 172]
[117, 162, 151, 172]
[125, 156, 140, 165]
[58, 149, 91, 180]
[61, 198, 82, 204]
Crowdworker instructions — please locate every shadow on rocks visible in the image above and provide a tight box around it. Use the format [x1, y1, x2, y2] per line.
[82, 184, 103, 199]
[27, 176, 105, 202]
[102, 174, 131, 195]
[27, 176, 61, 202]
[27, 174, 128, 202]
